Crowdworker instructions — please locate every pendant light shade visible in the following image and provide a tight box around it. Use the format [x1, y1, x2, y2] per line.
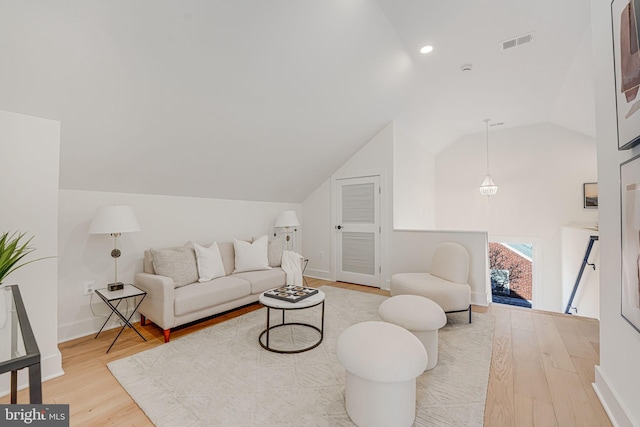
[479, 119, 498, 196]
[479, 175, 498, 196]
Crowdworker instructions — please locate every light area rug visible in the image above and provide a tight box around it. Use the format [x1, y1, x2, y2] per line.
[108, 286, 494, 427]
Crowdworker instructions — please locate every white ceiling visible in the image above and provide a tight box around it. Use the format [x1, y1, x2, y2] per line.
[0, 0, 594, 203]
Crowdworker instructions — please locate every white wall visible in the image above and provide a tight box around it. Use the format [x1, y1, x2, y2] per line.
[561, 226, 600, 319]
[303, 122, 490, 299]
[436, 123, 598, 312]
[389, 230, 490, 306]
[0, 110, 63, 396]
[301, 180, 331, 279]
[57, 189, 299, 342]
[591, 0, 640, 424]
[303, 122, 394, 285]
[393, 127, 437, 229]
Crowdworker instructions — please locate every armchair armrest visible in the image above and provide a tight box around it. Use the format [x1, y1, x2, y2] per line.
[134, 272, 175, 330]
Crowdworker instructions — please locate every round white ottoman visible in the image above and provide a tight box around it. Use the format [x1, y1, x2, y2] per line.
[378, 295, 447, 370]
[336, 321, 427, 427]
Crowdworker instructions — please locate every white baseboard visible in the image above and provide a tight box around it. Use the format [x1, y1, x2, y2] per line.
[472, 291, 490, 307]
[304, 269, 331, 281]
[593, 366, 637, 427]
[58, 313, 141, 343]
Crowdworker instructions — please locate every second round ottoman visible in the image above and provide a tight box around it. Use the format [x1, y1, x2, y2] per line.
[378, 295, 447, 370]
[336, 321, 427, 427]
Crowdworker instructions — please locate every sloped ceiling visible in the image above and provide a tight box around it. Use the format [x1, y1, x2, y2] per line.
[0, 0, 594, 203]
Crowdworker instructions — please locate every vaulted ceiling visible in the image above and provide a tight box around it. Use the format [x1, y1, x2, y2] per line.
[0, 0, 594, 203]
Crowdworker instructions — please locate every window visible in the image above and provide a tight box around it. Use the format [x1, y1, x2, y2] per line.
[489, 242, 533, 308]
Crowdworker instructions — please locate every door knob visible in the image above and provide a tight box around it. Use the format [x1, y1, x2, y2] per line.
[336, 225, 343, 230]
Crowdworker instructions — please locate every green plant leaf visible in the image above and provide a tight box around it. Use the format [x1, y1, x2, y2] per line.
[0, 231, 51, 284]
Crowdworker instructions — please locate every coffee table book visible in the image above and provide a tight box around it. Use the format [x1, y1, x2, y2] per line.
[263, 285, 319, 303]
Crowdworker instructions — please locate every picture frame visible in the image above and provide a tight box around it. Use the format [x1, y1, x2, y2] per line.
[621, 154, 640, 333]
[583, 182, 598, 209]
[611, 0, 640, 150]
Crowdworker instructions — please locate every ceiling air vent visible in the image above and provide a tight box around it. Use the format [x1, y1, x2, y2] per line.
[500, 32, 534, 51]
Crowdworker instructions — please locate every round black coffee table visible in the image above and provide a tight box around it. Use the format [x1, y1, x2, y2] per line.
[258, 289, 325, 354]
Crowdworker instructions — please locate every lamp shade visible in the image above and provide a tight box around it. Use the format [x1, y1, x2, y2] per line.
[89, 205, 141, 234]
[275, 210, 300, 228]
[479, 175, 498, 196]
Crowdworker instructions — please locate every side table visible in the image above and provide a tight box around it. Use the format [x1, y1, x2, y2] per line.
[95, 284, 147, 353]
[0, 285, 42, 404]
[258, 289, 325, 354]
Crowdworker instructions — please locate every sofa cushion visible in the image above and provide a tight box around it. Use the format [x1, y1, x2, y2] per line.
[150, 246, 199, 288]
[232, 268, 286, 294]
[233, 235, 270, 273]
[174, 276, 251, 316]
[194, 242, 226, 282]
[217, 242, 235, 276]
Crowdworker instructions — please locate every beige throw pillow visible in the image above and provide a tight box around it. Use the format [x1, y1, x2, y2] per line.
[268, 237, 284, 267]
[234, 235, 271, 273]
[150, 246, 199, 288]
[194, 242, 226, 282]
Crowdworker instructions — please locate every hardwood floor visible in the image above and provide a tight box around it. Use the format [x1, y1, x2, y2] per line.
[1, 278, 611, 426]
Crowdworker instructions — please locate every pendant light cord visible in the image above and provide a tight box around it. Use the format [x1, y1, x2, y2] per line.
[485, 118, 490, 175]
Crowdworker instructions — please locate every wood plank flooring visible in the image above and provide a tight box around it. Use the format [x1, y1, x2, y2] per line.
[1, 279, 611, 426]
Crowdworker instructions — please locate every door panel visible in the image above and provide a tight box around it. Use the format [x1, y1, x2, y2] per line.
[336, 176, 380, 287]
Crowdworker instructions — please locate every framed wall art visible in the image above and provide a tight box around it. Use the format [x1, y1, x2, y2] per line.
[583, 182, 598, 209]
[611, 0, 640, 150]
[621, 154, 640, 333]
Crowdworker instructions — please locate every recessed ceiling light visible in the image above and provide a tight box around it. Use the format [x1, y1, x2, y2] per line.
[420, 45, 434, 54]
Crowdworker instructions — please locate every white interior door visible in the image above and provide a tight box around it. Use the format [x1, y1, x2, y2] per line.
[336, 176, 381, 287]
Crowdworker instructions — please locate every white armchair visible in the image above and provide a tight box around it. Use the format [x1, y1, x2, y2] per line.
[390, 242, 472, 323]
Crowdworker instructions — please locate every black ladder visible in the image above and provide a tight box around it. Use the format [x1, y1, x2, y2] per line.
[564, 235, 599, 314]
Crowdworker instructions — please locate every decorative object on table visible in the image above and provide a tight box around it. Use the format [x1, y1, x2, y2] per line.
[611, 0, 640, 150]
[263, 284, 318, 303]
[621, 153, 640, 333]
[479, 119, 498, 196]
[583, 182, 599, 209]
[274, 210, 299, 251]
[89, 205, 141, 291]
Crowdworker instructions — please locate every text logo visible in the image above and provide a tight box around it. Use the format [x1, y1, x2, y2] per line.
[1, 405, 69, 426]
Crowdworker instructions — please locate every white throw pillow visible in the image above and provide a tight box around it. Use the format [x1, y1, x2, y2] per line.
[193, 242, 226, 282]
[234, 235, 271, 273]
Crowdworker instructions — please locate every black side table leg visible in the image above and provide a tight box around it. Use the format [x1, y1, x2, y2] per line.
[266, 307, 271, 349]
[29, 362, 42, 404]
[10, 371, 17, 404]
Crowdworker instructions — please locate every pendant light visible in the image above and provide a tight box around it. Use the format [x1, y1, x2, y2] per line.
[479, 119, 498, 196]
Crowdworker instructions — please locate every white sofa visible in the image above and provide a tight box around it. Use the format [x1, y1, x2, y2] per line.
[134, 240, 286, 342]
